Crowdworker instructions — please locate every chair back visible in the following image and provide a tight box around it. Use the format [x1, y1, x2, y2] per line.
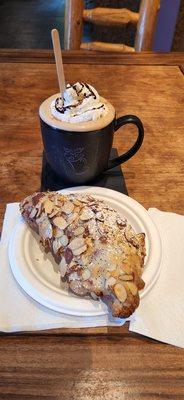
[64, 0, 160, 52]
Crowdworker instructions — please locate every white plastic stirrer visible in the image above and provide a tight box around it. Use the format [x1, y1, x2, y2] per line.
[51, 29, 66, 94]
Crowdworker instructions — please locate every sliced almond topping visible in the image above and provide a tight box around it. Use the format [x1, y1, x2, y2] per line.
[116, 217, 127, 229]
[125, 225, 135, 241]
[73, 245, 87, 256]
[90, 204, 98, 212]
[126, 281, 138, 296]
[62, 201, 74, 214]
[80, 208, 94, 221]
[44, 199, 53, 214]
[57, 195, 65, 204]
[60, 235, 69, 247]
[54, 197, 58, 206]
[54, 227, 64, 238]
[121, 263, 131, 274]
[91, 265, 100, 277]
[49, 209, 60, 218]
[73, 199, 82, 206]
[53, 239, 62, 255]
[68, 262, 80, 272]
[36, 212, 46, 224]
[35, 203, 42, 218]
[53, 216, 68, 230]
[79, 198, 89, 204]
[29, 207, 37, 219]
[69, 237, 85, 251]
[119, 274, 133, 282]
[68, 213, 78, 224]
[68, 272, 79, 281]
[85, 237, 93, 248]
[60, 257, 67, 278]
[87, 219, 97, 236]
[114, 283, 127, 303]
[69, 280, 88, 296]
[110, 270, 120, 279]
[95, 212, 104, 221]
[39, 218, 52, 239]
[32, 193, 46, 206]
[106, 277, 116, 289]
[73, 226, 85, 236]
[82, 269, 91, 281]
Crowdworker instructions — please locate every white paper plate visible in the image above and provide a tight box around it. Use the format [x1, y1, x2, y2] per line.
[9, 187, 162, 317]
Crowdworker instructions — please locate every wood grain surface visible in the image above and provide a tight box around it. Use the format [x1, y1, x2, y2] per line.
[1, 49, 184, 66]
[0, 51, 184, 400]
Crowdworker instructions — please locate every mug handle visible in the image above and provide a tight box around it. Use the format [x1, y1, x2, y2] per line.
[106, 115, 144, 170]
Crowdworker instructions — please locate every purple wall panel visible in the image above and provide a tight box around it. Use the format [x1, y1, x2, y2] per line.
[153, 0, 181, 51]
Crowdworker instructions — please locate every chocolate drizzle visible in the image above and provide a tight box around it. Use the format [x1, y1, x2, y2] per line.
[71, 84, 78, 93]
[54, 82, 104, 117]
[55, 97, 79, 114]
[84, 83, 97, 100]
[90, 105, 104, 111]
[77, 83, 84, 94]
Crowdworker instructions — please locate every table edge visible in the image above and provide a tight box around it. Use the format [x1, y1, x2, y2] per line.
[0, 49, 184, 67]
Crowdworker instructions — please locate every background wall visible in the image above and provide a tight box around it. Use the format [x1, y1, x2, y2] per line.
[153, 0, 181, 51]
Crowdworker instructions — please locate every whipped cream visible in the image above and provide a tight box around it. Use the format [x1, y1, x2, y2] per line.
[50, 82, 108, 123]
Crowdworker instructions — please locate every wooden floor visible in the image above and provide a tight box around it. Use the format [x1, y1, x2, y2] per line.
[0, 0, 65, 48]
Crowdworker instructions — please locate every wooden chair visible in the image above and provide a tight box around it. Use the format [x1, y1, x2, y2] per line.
[64, 0, 160, 52]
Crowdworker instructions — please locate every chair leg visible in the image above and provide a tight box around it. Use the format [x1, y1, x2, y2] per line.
[135, 0, 160, 51]
[64, 0, 84, 50]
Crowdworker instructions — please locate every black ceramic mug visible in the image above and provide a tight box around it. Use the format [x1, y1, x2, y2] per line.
[40, 114, 144, 185]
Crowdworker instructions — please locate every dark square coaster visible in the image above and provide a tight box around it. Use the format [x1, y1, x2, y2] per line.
[41, 148, 128, 195]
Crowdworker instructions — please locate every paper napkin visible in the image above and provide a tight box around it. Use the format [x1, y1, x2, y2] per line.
[0, 203, 125, 332]
[130, 208, 184, 349]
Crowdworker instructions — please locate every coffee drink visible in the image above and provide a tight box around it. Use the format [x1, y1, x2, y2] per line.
[39, 82, 115, 132]
[39, 82, 144, 185]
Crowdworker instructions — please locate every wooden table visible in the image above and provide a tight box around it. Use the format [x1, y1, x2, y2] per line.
[0, 50, 184, 399]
